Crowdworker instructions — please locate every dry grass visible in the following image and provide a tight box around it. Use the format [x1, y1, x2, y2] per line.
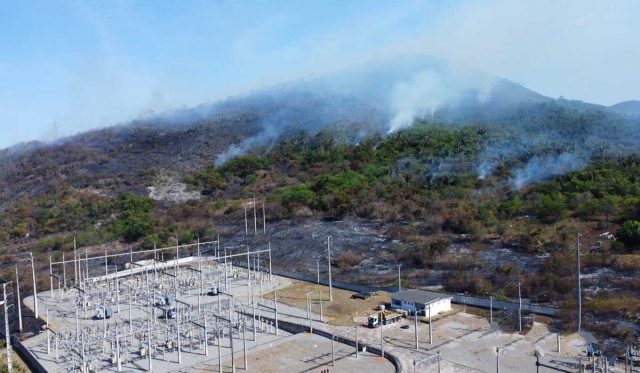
[266, 279, 390, 326]
[334, 252, 365, 269]
[611, 254, 640, 273]
[0, 350, 30, 372]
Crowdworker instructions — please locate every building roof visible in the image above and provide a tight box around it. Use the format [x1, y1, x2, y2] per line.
[391, 289, 451, 305]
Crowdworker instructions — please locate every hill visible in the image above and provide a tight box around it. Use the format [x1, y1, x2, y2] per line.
[1, 56, 640, 352]
[610, 100, 640, 116]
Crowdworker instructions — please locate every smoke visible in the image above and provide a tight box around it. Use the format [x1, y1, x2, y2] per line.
[477, 160, 494, 180]
[214, 120, 282, 166]
[388, 64, 496, 133]
[209, 56, 499, 164]
[474, 133, 591, 188]
[510, 153, 586, 190]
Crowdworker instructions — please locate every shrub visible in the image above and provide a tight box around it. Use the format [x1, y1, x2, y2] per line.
[273, 185, 316, 209]
[180, 232, 194, 244]
[141, 234, 160, 249]
[615, 220, 640, 250]
[334, 253, 365, 269]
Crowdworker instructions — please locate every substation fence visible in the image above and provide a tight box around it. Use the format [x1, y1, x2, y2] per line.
[448, 293, 556, 317]
[244, 262, 558, 317]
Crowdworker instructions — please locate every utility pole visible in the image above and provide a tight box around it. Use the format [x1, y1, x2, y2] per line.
[62, 251, 66, 289]
[319, 290, 323, 321]
[243, 322, 248, 370]
[268, 242, 272, 282]
[518, 281, 522, 333]
[73, 237, 77, 286]
[274, 290, 279, 335]
[327, 236, 333, 302]
[263, 202, 266, 234]
[15, 265, 22, 332]
[29, 252, 38, 318]
[2, 283, 13, 373]
[230, 324, 236, 373]
[85, 246, 89, 285]
[49, 255, 53, 297]
[218, 329, 223, 373]
[253, 195, 257, 236]
[397, 264, 402, 291]
[148, 320, 153, 371]
[244, 203, 249, 237]
[316, 258, 320, 284]
[246, 245, 251, 287]
[577, 232, 582, 333]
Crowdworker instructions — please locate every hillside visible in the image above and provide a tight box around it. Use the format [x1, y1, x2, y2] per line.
[610, 100, 640, 117]
[1, 56, 640, 352]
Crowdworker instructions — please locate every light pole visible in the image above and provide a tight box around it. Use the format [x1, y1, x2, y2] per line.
[380, 323, 384, 357]
[327, 236, 333, 302]
[577, 232, 582, 333]
[496, 346, 505, 373]
[319, 290, 323, 322]
[518, 281, 522, 332]
[29, 252, 38, 318]
[355, 326, 358, 358]
[331, 334, 335, 366]
[428, 305, 432, 344]
[306, 291, 313, 332]
[463, 292, 467, 313]
[414, 308, 420, 350]
[316, 257, 320, 284]
[15, 265, 22, 332]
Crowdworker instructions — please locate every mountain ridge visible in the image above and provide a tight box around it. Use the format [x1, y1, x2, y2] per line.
[1, 56, 638, 208]
[610, 100, 640, 116]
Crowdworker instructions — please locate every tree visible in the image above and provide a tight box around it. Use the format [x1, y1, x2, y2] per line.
[274, 185, 316, 210]
[615, 220, 640, 250]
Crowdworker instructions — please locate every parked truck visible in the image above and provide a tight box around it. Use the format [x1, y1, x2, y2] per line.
[367, 309, 404, 328]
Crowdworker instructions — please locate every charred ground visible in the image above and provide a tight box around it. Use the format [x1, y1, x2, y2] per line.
[1, 66, 640, 353]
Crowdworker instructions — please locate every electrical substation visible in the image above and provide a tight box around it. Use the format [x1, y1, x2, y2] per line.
[3, 210, 630, 372]
[24, 239, 288, 372]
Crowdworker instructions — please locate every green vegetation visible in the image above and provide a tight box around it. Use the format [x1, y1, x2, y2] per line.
[1, 104, 640, 341]
[615, 220, 640, 250]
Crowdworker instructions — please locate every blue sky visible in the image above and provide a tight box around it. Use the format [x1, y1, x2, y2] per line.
[1, 0, 639, 149]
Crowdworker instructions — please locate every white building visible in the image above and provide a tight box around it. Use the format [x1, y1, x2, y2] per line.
[390, 289, 452, 315]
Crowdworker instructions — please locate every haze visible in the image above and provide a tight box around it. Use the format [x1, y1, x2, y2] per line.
[1, 0, 638, 149]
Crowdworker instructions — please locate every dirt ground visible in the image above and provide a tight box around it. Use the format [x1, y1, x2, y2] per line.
[265, 279, 390, 326]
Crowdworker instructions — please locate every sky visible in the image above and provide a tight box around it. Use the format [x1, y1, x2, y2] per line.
[1, 0, 639, 149]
